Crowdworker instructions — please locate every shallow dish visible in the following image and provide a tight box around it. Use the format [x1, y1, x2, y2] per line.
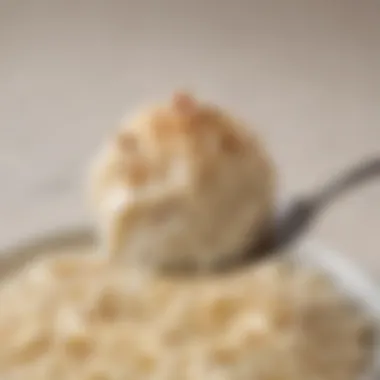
[0, 226, 378, 379]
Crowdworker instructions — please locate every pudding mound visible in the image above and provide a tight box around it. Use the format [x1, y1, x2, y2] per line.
[0, 252, 373, 380]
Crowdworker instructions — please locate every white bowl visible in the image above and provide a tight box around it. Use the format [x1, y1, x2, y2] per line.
[0, 226, 378, 379]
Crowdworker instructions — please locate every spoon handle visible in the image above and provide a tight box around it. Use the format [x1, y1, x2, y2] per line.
[313, 156, 380, 208]
[267, 156, 380, 253]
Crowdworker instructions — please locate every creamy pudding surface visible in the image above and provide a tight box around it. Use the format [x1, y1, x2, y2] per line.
[0, 247, 373, 380]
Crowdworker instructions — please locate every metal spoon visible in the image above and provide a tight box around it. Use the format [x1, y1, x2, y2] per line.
[221, 156, 380, 271]
[271, 156, 380, 249]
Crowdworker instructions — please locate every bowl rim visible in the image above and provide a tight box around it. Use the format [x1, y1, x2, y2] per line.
[292, 239, 380, 380]
[293, 240, 380, 316]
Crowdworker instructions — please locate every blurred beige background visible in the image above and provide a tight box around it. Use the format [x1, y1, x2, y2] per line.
[0, 1, 379, 277]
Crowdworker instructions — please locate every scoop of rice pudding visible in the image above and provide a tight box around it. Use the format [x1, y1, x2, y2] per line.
[87, 92, 275, 270]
